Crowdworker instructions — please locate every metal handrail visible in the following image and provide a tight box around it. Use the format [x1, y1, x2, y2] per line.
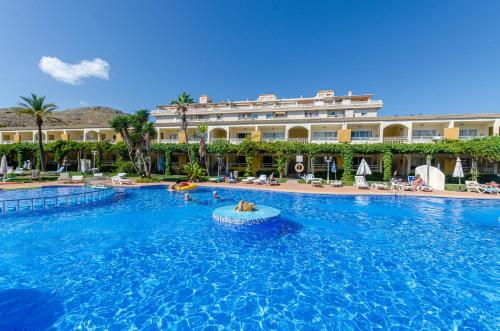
[1, 187, 115, 214]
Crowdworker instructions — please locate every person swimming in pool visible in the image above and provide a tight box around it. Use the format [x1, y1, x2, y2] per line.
[184, 193, 192, 201]
[213, 191, 220, 199]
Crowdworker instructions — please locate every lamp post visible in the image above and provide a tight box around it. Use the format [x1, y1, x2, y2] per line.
[92, 150, 98, 174]
[324, 156, 333, 184]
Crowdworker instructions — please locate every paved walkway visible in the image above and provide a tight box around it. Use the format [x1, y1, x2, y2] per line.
[2, 179, 498, 200]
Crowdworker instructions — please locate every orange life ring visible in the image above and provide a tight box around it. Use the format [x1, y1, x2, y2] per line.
[295, 162, 304, 173]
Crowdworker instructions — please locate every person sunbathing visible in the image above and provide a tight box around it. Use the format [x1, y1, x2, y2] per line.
[412, 174, 423, 191]
[234, 200, 255, 212]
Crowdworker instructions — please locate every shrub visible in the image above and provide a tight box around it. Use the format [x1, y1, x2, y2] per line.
[116, 160, 136, 174]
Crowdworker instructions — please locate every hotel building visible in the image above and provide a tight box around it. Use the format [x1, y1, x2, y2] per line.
[1, 90, 499, 176]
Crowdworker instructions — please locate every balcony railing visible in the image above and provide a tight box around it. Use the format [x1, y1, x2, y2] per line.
[311, 137, 338, 143]
[209, 138, 228, 142]
[459, 135, 480, 141]
[411, 136, 435, 143]
[351, 137, 381, 143]
[159, 139, 178, 143]
[228, 162, 246, 167]
[229, 138, 247, 144]
[287, 138, 309, 143]
[383, 136, 408, 143]
[262, 137, 285, 142]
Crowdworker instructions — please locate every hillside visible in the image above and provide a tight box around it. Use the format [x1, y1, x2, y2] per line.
[0, 106, 125, 128]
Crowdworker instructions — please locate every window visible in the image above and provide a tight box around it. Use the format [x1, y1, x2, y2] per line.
[312, 131, 337, 140]
[274, 113, 286, 118]
[263, 132, 284, 140]
[328, 111, 344, 117]
[360, 112, 368, 116]
[304, 111, 319, 118]
[262, 155, 275, 166]
[236, 155, 246, 164]
[266, 113, 273, 119]
[351, 131, 372, 138]
[236, 133, 250, 139]
[169, 133, 178, 140]
[459, 129, 478, 137]
[238, 113, 258, 120]
[412, 130, 436, 137]
[216, 114, 222, 120]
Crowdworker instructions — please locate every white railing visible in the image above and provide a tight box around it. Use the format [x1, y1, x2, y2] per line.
[0, 187, 115, 214]
[287, 138, 309, 143]
[459, 136, 480, 141]
[262, 137, 285, 142]
[159, 139, 178, 143]
[351, 137, 381, 143]
[229, 138, 247, 144]
[383, 136, 408, 143]
[411, 136, 434, 143]
[311, 137, 338, 143]
[209, 138, 228, 142]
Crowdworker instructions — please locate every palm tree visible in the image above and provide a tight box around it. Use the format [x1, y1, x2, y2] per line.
[171, 92, 194, 163]
[197, 123, 209, 175]
[16, 93, 57, 171]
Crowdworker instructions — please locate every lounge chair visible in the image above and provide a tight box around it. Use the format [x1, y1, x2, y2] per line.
[255, 175, 267, 185]
[45, 166, 65, 175]
[466, 180, 484, 193]
[209, 176, 224, 183]
[354, 176, 369, 189]
[93, 173, 105, 179]
[111, 173, 133, 185]
[241, 176, 255, 184]
[372, 182, 390, 190]
[311, 179, 323, 187]
[14, 167, 25, 175]
[71, 175, 85, 183]
[302, 174, 321, 184]
[227, 173, 237, 183]
[330, 180, 342, 187]
[58, 173, 71, 183]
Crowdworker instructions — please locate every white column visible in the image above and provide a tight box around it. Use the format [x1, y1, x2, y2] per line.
[0, 132, 3, 144]
[379, 124, 384, 142]
[407, 123, 413, 143]
[448, 121, 455, 128]
[156, 128, 161, 143]
[83, 130, 87, 142]
[97, 130, 101, 142]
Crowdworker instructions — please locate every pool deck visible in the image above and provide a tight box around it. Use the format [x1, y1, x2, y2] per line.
[1, 180, 500, 200]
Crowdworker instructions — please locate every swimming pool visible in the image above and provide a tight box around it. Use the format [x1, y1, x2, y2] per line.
[0, 186, 498, 329]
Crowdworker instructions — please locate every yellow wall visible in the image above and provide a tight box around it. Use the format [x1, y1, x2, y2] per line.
[338, 129, 351, 143]
[251, 156, 261, 174]
[337, 157, 344, 169]
[251, 131, 262, 142]
[13, 134, 20, 143]
[443, 158, 455, 175]
[444, 127, 459, 141]
[178, 131, 187, 143]
[61, 133, 69, 141]
[115, 133, 123, 142]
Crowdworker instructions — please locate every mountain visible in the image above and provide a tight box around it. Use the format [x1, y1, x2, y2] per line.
[0, 106, 125, 129]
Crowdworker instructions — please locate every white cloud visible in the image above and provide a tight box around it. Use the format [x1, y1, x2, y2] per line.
[79, 100, 89, 107]
[39, 56, 110, 85]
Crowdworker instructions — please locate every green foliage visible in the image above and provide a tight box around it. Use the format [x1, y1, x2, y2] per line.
[116, 160, 136, 174]
[340, 145, 354, 182]
[383, 150, 393, 181]
[183, 162, 206, 181]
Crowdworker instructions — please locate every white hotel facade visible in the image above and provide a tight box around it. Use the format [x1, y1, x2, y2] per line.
[1, 89, 499, 176]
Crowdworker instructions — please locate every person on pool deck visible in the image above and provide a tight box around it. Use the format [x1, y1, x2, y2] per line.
[412, 174, 423, 191]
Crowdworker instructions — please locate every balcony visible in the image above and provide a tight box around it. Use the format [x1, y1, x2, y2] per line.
[411, 136, 434, 143]
[229, 137, 247, 144]
[351, 137, 381, 143]
[287, 138, 309, 143]
[262, 137, 285, 142]
[209, 138, 228, 143]
[311, 137, 338, 143]
[383, 136, 408, 143]
[459, 135, 480, 141]
[159, 139, 178, 143]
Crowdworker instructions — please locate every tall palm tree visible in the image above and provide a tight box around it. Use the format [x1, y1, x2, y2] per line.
[171, 92, 194, 164]
[197, 123, 209, 175]
[16, 93, 57, 171]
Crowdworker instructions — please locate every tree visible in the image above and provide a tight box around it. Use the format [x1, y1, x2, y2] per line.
[171, 92, 194, 163]
[16, 93, 57, 171]
[110, 109, 157, 177]
[197, 123, 209, 175]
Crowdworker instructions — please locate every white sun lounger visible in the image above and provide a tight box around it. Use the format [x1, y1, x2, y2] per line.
[242, 176, 255, 184]
[71, 175, 85, 183]
[354, 176, 369, 189]
[255, 175, 267, 185]
[111, 173, 133, 185]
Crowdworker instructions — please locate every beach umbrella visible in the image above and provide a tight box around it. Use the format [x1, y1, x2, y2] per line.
[453, 157, 464, 191]
[0, 155, 8, 182]
[356, 158, 372, 177]
[331, 161, 337, 180]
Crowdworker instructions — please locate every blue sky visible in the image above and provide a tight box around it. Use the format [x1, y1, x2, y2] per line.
[0, 0, 499, 115]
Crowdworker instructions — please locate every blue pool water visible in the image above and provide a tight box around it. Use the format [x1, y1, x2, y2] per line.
[0, 186, 499, 330]
[0, 186, 97, 200]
